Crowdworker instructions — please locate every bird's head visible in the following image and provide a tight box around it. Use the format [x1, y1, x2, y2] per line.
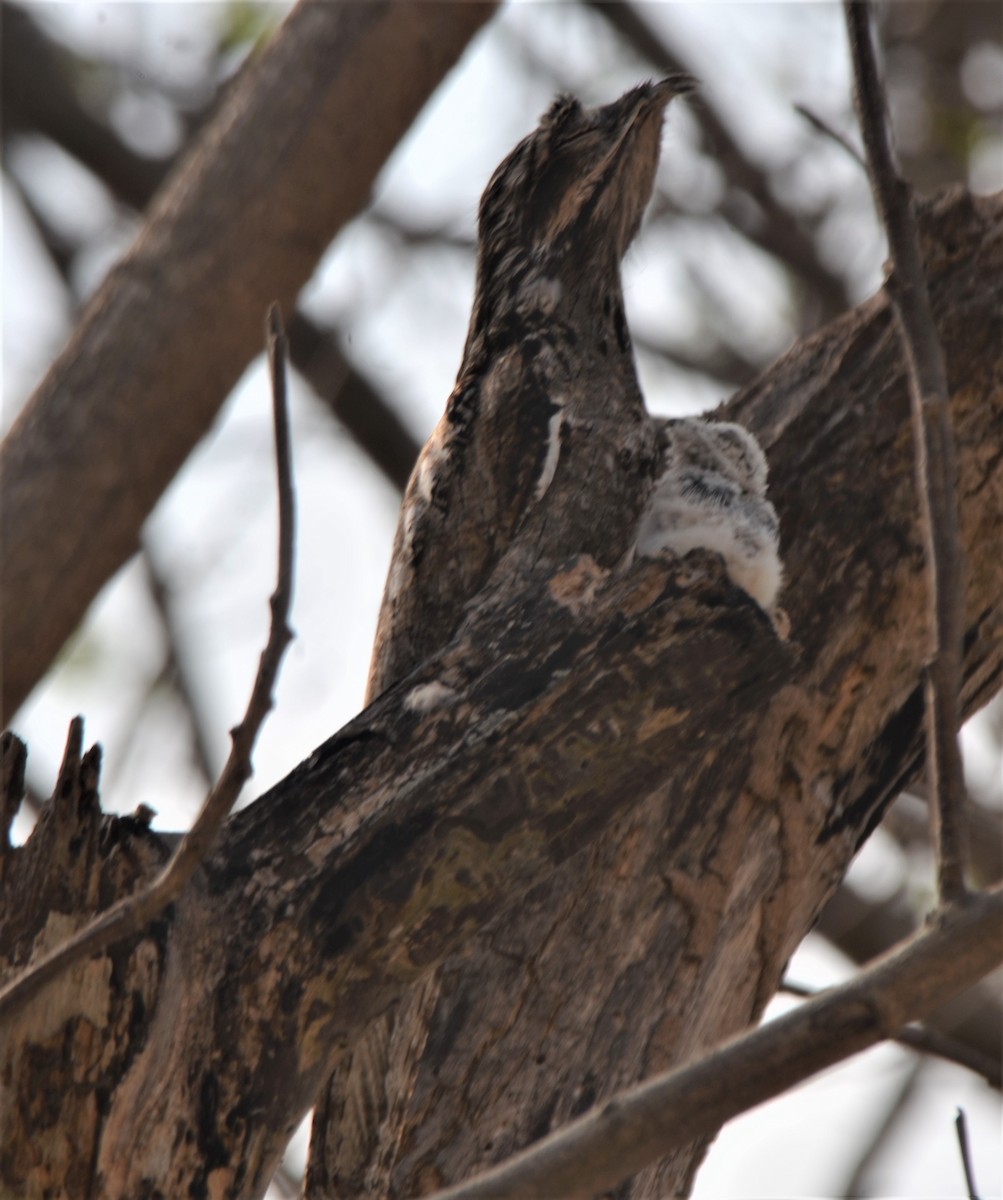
[473, 76, 695, 301]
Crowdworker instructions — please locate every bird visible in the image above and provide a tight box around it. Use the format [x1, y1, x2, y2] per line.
[366, 76, 696, 702]
[634, 418, 786, 631]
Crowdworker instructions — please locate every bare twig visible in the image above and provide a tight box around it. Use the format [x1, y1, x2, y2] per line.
[955, 1108, 980, 1200]
[895, 1027, 1002, 1091]
[843, 0, 969, 905]
[781, 981, 1002, 1088]
[429, 886, 1003, 1200]
[794, 102, 866, 168]
[0, 305, 296, 1024]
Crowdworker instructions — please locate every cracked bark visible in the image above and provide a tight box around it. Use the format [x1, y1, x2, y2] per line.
[1, 187, 1000, 1199]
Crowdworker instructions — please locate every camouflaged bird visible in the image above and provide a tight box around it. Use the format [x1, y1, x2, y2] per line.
[366, 77, 696, 701]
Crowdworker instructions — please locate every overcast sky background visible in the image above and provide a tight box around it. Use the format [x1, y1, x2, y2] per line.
[3, 2, 1001, 1196]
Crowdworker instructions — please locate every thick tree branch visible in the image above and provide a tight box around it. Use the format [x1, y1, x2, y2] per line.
[430, 885, 1003, 1200]
[1, 7, 421, 506]
[0, 0, 497, 720]
[0, 307, 295, 1024]
[2, 189, 999, 1199]
[299, 185, 1001, 1198]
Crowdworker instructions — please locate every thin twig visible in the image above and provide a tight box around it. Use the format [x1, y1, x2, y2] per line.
[0, 305, 296, 1024]
[781, 981, 1002, 1088]
[426, 886, 1003, 1200]
[896, 1027, 1002, 1091]
[955, 1107, 980, 1200]
[843, 0, 969, 906]
[793, 102, 866, 168]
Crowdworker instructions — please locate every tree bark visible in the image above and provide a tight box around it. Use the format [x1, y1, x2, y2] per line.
[0, 0, 497, 721]
[1, 187, 1000, 1200]
[304, 186, 1003, 1199]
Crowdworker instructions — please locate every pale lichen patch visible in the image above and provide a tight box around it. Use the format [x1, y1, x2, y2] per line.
[405, 681, 458, 713]
[533, 409, 565, 501]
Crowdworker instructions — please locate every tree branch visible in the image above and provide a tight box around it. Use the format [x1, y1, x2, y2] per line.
[429, 886, 1003, 1200]
[816, 880, 1002, 1069]
[0, 0, 497, 720]
[781, 981, 1002, 1088]
[844, 0, 969, 904]
[0, 306, 296, 1023]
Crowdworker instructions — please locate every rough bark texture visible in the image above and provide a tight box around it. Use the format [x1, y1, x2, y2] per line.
[1, 188, 1000, 1200]
[306, 186, 1003, 1199]
[0, 0, 497, 721]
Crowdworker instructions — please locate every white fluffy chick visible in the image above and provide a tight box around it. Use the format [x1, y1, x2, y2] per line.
[634, 419, 786, 629]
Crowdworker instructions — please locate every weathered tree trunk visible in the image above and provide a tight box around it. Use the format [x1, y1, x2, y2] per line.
[1, 188, 1000, 1199]
[304, 185, 1003, 1196]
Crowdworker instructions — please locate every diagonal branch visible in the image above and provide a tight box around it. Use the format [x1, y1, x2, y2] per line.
[0, 306, 296, 1023]
[781, 980, 1002, 1088]
[844, 0, 969, 905]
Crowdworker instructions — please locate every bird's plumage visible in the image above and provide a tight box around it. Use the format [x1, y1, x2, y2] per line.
[366, 78, 696, 701]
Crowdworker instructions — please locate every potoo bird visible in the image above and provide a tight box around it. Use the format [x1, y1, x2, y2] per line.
[367, 76, 696, 701]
